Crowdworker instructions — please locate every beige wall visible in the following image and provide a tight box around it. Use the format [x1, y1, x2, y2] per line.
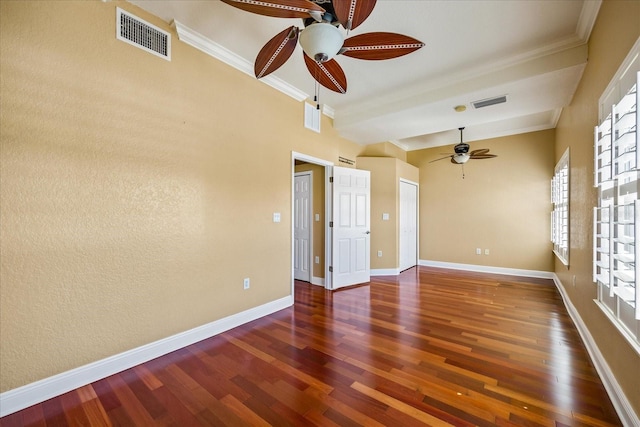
[407, 130, 555, 271]
[294, 163, 325, 279]
[553, 0, 640, 414]
[357, 157, 419, 270]
[359, 142, 408, 162]
[0, 0, 361, 392]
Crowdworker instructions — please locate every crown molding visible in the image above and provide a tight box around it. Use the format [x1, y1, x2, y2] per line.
[172, 19, 308, 102]
[172, 20, 341, 119]
[576, 0, 602, 42]
[322, 104, 335, 119]
[388, 139, 411, 151]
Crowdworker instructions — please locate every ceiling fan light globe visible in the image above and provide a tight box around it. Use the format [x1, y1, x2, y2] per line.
[299, 23, 344, 63]
[453, 154, 470, 164]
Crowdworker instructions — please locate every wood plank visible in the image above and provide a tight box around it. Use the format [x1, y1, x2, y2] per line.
[351, 381, 456, 426]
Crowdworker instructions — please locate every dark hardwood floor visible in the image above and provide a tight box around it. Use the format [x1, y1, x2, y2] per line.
[1, 267, 622, 426]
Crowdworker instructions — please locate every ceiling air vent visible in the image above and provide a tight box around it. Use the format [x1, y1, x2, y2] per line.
[472, 95, 507, 109]
[116, 8, 171, 61]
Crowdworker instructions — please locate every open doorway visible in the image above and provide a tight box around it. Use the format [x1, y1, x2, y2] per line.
[291, 152, 333, 296]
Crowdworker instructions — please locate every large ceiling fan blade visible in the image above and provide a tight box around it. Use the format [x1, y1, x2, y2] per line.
[220, 0, 325, 19]
[470, 154, 498, 160]
[341, 32, 425, 60]
[469, 148, 497, 159]
[254, 26, 299, 78]
[469, 148, 490, 156]
[429, 155, 454, 163]
[333, 0, 377, 30]
[303, 54, 347, 93]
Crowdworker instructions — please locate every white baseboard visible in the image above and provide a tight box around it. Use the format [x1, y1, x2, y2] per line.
[419, 259, 554, 279]
[371, 268, 400, 276]
[551, 275, 639, 427]
[0, 295, 293, 418]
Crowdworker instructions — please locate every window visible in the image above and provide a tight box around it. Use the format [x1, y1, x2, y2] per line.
[552, 148, 569, 265]
[593, 37, 639, 353]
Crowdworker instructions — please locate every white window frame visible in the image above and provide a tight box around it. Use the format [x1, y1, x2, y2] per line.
[593, 36, 640, 355]
[552, 148, 570, 265]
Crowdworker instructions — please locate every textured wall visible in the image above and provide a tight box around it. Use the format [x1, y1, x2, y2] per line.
[356, 157, 419, 270]
[358, 157, 398, 270]
[360, 142, 408, 162]
[408, 130, 556, 272]
[553, 0, 640, 415]
[0, 0, 359, 392]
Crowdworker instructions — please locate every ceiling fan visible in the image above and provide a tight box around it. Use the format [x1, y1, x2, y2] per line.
[430, 127, 497, 178]
[219, 0, 425, 94]
[430, 127, 497, 165]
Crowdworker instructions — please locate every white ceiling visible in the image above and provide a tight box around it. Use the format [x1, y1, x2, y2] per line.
[129, 0, 601, 150]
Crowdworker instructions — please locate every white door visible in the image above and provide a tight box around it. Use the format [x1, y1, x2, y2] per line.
[294, 172, 312, 282]
[331, 166, 370, 289]
[399, 180, 418, 271]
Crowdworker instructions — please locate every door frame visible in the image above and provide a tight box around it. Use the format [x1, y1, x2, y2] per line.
[291, 152, 333, 294]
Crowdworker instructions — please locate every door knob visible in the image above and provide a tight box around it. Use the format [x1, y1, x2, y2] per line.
[365, 231, 371, 234]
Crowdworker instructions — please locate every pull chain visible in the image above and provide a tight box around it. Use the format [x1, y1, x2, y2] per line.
[315, 79, 320, 110]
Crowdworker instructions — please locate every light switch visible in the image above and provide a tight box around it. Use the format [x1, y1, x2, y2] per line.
[315, 213, 320, 222]
[382, 213, 390, 220]
[273, 212, 281, 223]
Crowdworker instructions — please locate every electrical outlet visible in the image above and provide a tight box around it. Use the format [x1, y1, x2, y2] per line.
[476, 248, 481, 255]
[484, 249, 490, 255]
[315, 256, 320, 264]
[243, 278, 250, 290]
[377, 250, 383, 257]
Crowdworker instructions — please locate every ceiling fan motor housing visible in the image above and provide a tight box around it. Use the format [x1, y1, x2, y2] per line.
[454, 142, 470, 154]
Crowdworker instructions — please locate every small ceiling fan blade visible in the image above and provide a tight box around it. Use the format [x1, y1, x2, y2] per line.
[254, 26, 299, 78]
[429, 155, 454, 163]
[303, 54, 347, 93]
[469, 148, 490, 156]
[333, 0, 376, 30]
[220, 0, 325, 19]
[341, 32, 425, 60]
[470, 154, 498, 159]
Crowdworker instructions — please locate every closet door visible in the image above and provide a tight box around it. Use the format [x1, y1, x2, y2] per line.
[399, 180, 418, 272]
[294, 172, 312, 282]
